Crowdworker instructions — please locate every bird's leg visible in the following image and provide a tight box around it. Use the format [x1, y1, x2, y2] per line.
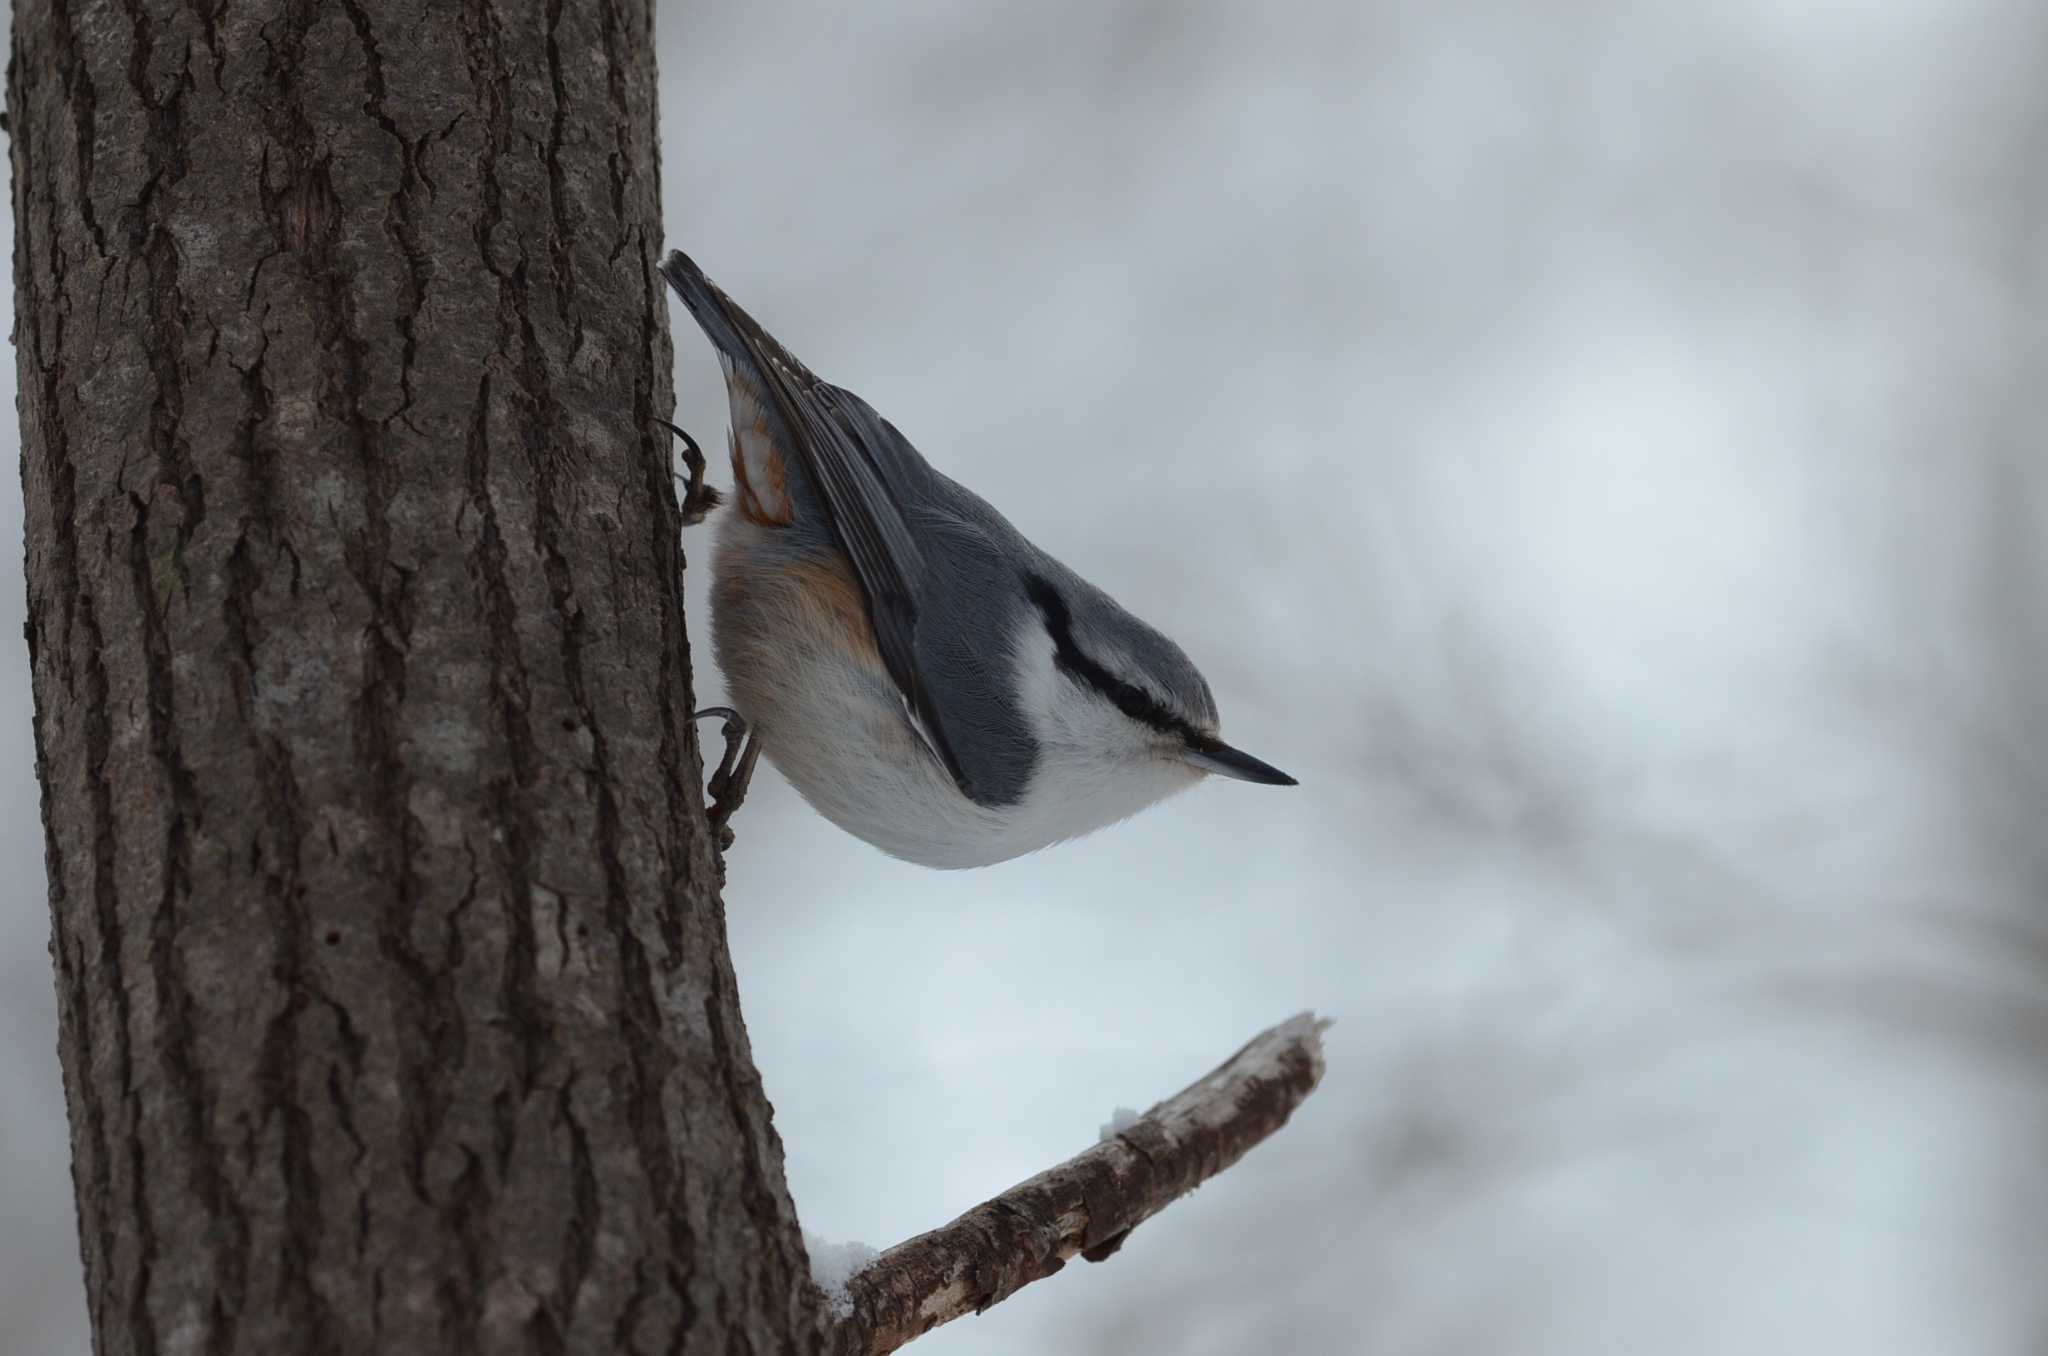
[660, 419, 724, 525]
[711, 738, 762, 851]
[693, 706, 759, 850]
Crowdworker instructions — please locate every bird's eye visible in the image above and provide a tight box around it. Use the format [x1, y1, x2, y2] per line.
[1024, 577, 1198, 740]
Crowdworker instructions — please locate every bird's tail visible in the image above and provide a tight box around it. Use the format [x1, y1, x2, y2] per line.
[657, 250, 819, 390]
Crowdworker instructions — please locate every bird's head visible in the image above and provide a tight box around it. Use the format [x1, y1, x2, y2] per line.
[1010, 571, 1295, 808]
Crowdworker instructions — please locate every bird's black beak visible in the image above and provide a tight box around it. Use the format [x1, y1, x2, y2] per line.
[1184, 737, 1297, 786]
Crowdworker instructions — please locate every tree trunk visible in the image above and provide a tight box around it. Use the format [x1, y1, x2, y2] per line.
[9, 2, 824, 1351]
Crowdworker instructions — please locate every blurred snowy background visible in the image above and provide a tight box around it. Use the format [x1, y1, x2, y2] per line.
[6, 1, 2047, 1352]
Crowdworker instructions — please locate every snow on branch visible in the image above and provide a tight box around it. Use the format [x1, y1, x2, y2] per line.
[826, 1013, 1331, 1356]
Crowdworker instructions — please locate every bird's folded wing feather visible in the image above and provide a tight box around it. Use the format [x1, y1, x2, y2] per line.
[658, 251, 979, 799]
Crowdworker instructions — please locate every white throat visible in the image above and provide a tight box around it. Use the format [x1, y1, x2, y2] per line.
[1000, 620, 1204, 852]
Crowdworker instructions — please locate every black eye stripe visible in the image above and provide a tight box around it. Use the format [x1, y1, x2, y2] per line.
[1024, 575, 1196, 741]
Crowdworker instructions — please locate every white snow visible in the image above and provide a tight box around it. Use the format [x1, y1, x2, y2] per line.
[1097, 1107, 1143, 1143]
[804, 1233, 879, 1319]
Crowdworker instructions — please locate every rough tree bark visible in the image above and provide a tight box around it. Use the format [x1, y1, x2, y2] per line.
[10, 2, 826, 1351]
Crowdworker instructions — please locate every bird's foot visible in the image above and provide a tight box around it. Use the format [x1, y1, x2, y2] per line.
[661, 419, 724, 525]
[693, 706, 760, 851]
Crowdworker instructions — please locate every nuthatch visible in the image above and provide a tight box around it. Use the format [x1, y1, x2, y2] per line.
[661, 251, 1294, 869]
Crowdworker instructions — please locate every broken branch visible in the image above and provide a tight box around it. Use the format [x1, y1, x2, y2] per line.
[828, 1012, 1330, 1355]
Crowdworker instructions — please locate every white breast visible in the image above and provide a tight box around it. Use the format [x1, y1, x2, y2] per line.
[711, 518, 1200, 869]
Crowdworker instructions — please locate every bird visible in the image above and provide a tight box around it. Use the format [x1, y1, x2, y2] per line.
[659, 250, 1294, 869]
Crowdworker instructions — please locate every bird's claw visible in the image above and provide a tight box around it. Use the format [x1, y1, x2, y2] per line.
[694, 706, 759, 849]
[660, 419, 724, 525]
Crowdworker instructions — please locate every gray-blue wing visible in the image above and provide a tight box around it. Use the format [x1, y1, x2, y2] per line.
[659, 251, 999, 802]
